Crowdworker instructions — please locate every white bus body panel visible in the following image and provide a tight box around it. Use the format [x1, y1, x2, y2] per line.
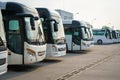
[65, 35, 72, 50]
[81, 40, 93, 50]
[24, 42, 46, 64]
[118, 38, 120, 43]
[66, 35, 93, 51]
[0, 51, 7, 75]
[112, 39, 118, 43]
[8, 42, 46, 65]
[8, 50, 22, 64]
[72, 40, 93, 50]
[45, 10, 66, 58]
[46, 44, 66, 58]
[93, 35, 113, 44]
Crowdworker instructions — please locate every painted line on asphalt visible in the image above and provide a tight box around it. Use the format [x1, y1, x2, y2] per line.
[55, 54, 113, 80]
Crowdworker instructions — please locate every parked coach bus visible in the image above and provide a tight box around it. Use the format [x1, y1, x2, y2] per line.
[93, 29, 113, 44]
[1, 2, 46, 65]
[36, 8, 66, 58]
[63, 20, 94, 51]
[0, 9, 7, 75]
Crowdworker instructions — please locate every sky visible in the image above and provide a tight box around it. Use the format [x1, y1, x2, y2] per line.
[0, 0, 120, 30]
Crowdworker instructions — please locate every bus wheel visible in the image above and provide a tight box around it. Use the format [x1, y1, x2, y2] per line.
[97, 40, 103, 45]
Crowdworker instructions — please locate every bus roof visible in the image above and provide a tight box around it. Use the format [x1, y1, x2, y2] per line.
[36, 8, 61, 19]
[0, 2, 38, 17]
[72, 20, 87, 27]
[63, 20, 88, 28]
[92, 29, 105, 32]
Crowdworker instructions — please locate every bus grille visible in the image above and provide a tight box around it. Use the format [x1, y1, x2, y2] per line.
[0, 58, 6, 65]
[58, 47, 66, 51]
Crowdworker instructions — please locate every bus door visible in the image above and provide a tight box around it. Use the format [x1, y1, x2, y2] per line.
[5, 16, 24, 61]
[72, 28, 81, 50]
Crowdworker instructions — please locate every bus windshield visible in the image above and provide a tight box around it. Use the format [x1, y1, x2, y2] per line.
[81, 27, 94, 40]
[51, 15, 65, 40]
[24, 17, 44, 44]
[88, 28, 93, 40]
[81, 27, 89, 40]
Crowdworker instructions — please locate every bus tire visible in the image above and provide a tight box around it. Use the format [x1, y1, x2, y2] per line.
[97, 40, 103, 45]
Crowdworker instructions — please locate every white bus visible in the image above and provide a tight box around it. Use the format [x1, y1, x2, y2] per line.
[93, 29, 113, 44]
[63, 20, 94, 51]
[36, 8, 66, 58]
[1, 2, 46, 65]
[0, 9, 7, 75]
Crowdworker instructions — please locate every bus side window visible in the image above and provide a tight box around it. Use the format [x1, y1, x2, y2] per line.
[9, 20, 19, 31]
[73, 32, 79, 36]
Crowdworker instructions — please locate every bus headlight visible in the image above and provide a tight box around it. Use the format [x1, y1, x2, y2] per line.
[26, 48, 36, 56]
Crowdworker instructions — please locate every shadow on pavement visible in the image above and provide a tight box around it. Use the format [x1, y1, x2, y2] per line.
[8, 64, 40, 72]
[67, 49, 93, 54]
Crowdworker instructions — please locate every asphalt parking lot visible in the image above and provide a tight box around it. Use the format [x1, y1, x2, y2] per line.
[0, 44, 120, 80]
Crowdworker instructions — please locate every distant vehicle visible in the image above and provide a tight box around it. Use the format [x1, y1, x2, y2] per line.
[63, 20, 94, 51]
[55, 9, 74, 24]
[93, 29, 113, 44]
[36, 8, 66, 58]
[1, 2, 46, 65]
[0, 9, 7, 75]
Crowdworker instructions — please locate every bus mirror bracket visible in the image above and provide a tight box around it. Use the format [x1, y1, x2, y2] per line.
[50, 19, 58, 32]
[54, 22, 58, 32]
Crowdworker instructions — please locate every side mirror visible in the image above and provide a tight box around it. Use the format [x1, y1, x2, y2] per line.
[105, 33, 107, 38]
[34, 17, 39, 20]
[50, 19, 58, 32]
[30, 17, 35, 30]
[38, 27, 42, 36]
[54, 22, 58, 32]
[84, 28, 87, 33]
[16, 13, 36, 30]
[44, 19, 58, 32]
